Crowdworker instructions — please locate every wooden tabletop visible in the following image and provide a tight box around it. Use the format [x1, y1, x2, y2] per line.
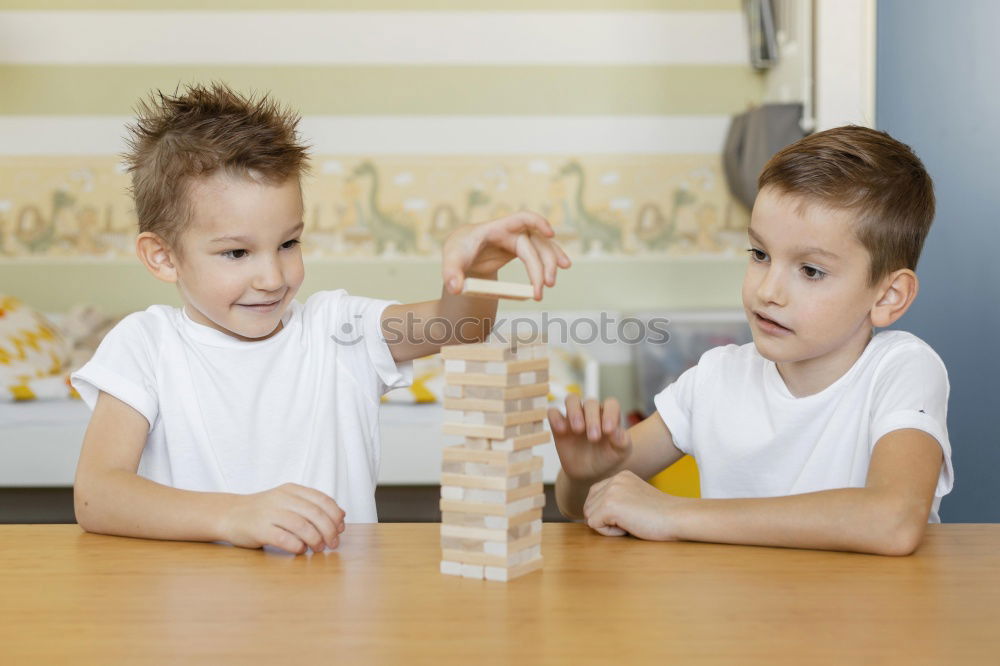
[1, 523, 998, 665]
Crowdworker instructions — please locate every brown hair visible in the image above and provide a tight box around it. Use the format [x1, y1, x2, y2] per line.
[757, 125, 935, 285]
[123, 82, 309, 249]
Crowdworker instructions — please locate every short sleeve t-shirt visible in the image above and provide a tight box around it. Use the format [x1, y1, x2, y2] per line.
[70, 290, 413, 523]
[654, 330, 953, 522]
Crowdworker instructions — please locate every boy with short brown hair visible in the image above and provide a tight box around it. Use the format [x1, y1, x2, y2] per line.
[72, 83, 570, 554]
[552, 126, 951, 555]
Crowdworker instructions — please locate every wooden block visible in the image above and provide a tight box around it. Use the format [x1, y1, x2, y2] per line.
[444, 373, 518, 389]
[442, 539, 542, 568]
[441, 522, 503, 542]
[443, 408, 547, 428]
[485, 555, 544, 582]
[502, 408, 547, 426]
[444, 358, 548, 375]
[441, 508, 542, 530]
[483, 509, 542, 530]
[442, 395, 547, 414]
[441, 466, 541, 491]
[446, 482, 542, 504]
[511, 343, 547, 360]
[446, 382, 549, 401]
[445, 369, 549, 389]
[442, 395, 509, 413]
[440, 473, 508, 491]
[440, 341, 546, 366]
[440, 560, 463, 576]
[519, 420, 545, 435]
[443, 422, 516, 440]
[440, 492, 545, 516]
[441, 455, 543, 478]
[461, 563, 485, 579]
[461, 437, 491, 450]
[461, 277, 534, 301]
[486, 431, 551, 452]
[441, 531, 541, 559]
[441, 343, 515, 362]
[441, 486, 464, 500]
[440, 521, 537, 542]
[442, 444, 534, 466]
[482, 529, 542, 556]
[487, 359, 548, 375]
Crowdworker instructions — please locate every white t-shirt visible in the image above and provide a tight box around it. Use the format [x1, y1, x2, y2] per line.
[654, 330, 953, 522]
[70, 290, 412, 523]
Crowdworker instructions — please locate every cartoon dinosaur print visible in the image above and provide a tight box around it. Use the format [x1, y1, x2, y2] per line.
[555, 161, 622, 253]
[348, 161, 419, 254]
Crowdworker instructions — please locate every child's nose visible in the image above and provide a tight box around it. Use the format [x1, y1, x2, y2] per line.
[252, 257, 284, 292]
[756, 269, 786, 305]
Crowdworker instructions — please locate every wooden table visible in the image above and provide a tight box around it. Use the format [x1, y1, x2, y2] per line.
[1, 524, 998, 664]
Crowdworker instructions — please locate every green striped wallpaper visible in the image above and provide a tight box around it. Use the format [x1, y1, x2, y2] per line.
[0, 1, 741, 11]
[0, 65, 762, 116]
[0, 2, 755, 315]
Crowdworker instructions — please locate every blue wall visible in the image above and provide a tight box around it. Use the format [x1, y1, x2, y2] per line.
[878, 0, 1000, 521]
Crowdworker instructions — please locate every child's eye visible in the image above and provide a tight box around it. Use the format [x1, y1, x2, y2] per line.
[802, 265, 827, 280]
[221, 249, 247, 260]
[747, 248, 768, 263]
[281, 239, 301, 250]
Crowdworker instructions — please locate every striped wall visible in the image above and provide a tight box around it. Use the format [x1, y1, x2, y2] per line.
[0, 2, 757, 332]
[0, 1, 758, 264]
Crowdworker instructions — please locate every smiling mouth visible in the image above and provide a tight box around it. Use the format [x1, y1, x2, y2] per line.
[238, 296, 284, 310]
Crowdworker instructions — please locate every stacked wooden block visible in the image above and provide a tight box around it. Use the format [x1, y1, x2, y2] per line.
[439, 339, 549, 582]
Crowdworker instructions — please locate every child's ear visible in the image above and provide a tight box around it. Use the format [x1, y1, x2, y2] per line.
[870, 269, 919, 328]
[135, 232, 179, 284]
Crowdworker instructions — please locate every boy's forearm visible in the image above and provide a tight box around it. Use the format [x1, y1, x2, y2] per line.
[672, 488, 929, 556]
[75, 468, 236, 543]
[384, 271, 500, 362]
[436, 270, 500, 344]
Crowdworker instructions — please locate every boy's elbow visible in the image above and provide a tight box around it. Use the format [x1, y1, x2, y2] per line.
[870, 499, 929, 556]
[873, 524, 923, 556]
[73, 485, 94, 532]
[73, 480, 104, 534]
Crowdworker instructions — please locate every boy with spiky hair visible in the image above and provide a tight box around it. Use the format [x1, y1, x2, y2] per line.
[72, 83, 570, 554]
[551, 126, 952, 555]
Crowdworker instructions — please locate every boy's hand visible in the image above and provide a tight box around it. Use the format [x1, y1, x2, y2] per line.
[583, 470, 685, 540]
[219, 483, 346, 554]
[441, 211, 571, 301]
[548, 396, 632, 484]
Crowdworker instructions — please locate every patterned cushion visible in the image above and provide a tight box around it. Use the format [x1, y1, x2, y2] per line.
[382, 355, 444, 403]
[0, 295, 76, 401]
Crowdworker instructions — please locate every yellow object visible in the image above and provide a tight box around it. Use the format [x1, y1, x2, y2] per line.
[0, 295, 76, 401]
[9, 384, 36, 401]
[408, 370, 439, 403]
[650, 454, 700, 498]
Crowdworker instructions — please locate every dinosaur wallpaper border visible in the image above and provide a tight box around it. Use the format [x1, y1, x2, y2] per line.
[0, 155, 750, 260]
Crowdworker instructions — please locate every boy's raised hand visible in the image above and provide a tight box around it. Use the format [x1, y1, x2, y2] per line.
[441, 211, 571, 301]
[548, 395, 633, 485]
[219, 482, 346, 554]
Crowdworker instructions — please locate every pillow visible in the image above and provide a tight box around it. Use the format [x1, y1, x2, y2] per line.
[0, 295, 76, 401]
[382, 355, 444, 404]
[59, 304, 123, 372]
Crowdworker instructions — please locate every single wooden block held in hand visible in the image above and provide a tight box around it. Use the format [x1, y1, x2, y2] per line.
[461, 277, 534, 301]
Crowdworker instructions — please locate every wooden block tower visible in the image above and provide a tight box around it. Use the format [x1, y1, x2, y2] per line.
[438, 338, 549, 582]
